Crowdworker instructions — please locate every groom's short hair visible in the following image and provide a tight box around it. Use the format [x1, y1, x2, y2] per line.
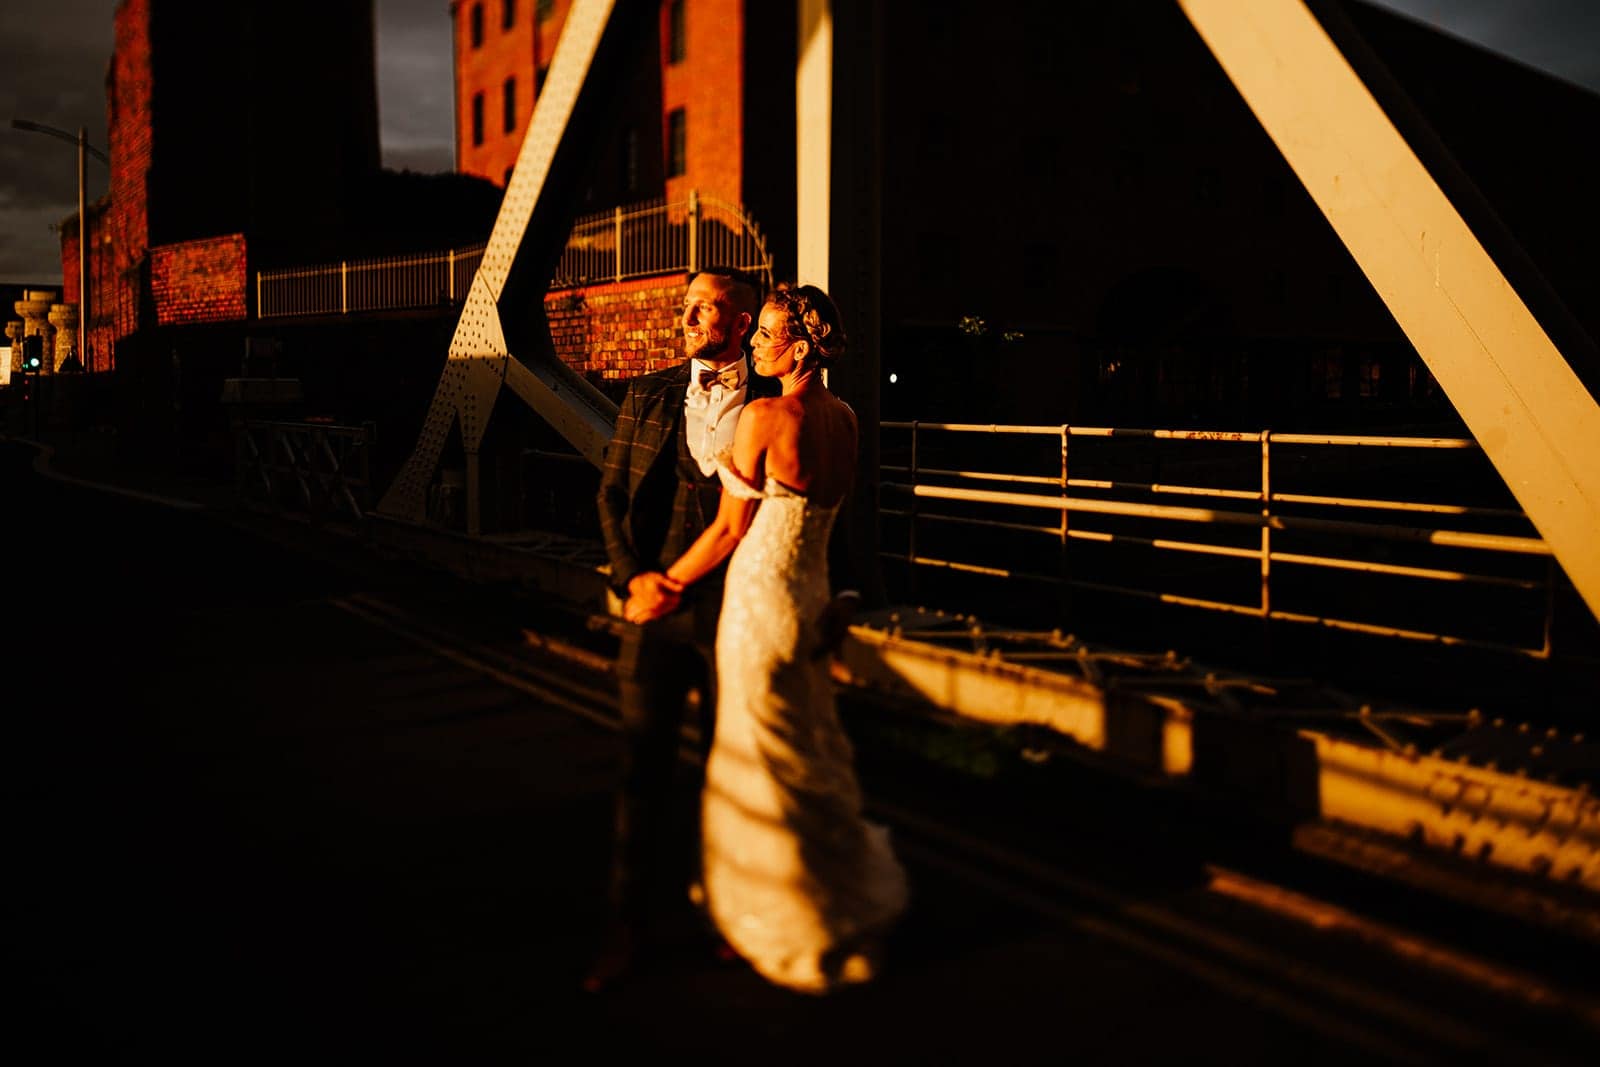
[691, 266, 763, 322]
[690, 266, 763, 357]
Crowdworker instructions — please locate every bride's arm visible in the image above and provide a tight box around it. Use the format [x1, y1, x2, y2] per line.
[663, 486, 758, 591]
[664, 403, 769, 589]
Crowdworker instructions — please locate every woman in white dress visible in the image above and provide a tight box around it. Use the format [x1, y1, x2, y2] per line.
[624, 284, 908, 993]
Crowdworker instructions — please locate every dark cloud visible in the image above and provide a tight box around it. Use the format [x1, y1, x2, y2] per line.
[0, 2, 115, 283]
[0, 0, 456, 283]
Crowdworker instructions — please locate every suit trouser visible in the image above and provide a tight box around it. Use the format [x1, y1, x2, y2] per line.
[608, 591, 721, 926]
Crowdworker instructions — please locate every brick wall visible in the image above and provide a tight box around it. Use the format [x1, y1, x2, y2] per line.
[545, 273, 688, 379]
[455, 0, 742, 205]
[150, 234, 248, 325]
[455, 0, 573, 186]
[107, 0, 152, 350]
[661, 0, 741, 205]
[59, 203, 116, 372]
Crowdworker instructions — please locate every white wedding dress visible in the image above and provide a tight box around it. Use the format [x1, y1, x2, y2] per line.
[700, 460, 909, 994]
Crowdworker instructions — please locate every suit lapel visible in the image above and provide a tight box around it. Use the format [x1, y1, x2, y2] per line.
[632, 363, 690, 485]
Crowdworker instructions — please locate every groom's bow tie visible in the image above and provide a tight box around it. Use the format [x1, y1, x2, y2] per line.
[697, 365, 742, 391]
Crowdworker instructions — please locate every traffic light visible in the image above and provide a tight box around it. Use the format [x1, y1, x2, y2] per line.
[21, 335, 43, 371]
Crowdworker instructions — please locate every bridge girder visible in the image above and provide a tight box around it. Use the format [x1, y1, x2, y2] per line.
[1179, 0, 1600, 621]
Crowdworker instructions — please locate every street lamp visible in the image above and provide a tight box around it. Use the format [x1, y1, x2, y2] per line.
[11, 118, 109, 372]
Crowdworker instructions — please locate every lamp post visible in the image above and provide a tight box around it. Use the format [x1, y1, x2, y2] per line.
[11, 119, 109, 372]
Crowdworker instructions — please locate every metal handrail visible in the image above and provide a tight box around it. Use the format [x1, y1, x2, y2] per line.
[254, 190, 774, 320]
[551, 188, 773, 288]
[880, 421, 1559, 659]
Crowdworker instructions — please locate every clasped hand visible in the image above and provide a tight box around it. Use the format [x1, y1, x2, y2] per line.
[623, 571, 685, 625]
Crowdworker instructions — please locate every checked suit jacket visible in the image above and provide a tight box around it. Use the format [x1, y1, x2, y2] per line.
[596, 359, 778, 605]
[597, 359, 865, 675]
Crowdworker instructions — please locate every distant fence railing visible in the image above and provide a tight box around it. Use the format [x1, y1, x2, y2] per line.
[551, 189, 772, 287]
[256, 246, 484, 319]
[880, 422, 1562, 659]
[254, 189, 771, 319]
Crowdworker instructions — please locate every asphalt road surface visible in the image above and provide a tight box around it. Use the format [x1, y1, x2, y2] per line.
[4, 439, 1597, 1064]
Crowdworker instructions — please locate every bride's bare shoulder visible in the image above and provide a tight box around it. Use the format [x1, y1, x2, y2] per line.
[832, 393, 858, 431]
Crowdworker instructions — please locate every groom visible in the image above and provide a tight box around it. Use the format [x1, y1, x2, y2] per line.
[586, 266, 771, 990]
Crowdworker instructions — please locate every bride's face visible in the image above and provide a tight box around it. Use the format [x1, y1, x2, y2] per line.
[751, 305, 802, 377]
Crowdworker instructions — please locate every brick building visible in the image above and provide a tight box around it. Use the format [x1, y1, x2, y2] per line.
[452, 0, 794, 385]
[67, 0, 382, 371]
[452, 0, 793, 248]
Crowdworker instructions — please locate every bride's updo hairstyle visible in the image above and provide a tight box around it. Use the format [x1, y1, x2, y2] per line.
[765, 283, 847, 371]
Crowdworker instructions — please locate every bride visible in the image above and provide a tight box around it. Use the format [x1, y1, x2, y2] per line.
[624, 284, 907, 993]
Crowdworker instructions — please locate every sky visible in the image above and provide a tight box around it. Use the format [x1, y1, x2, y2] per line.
[1, 0, 1598, 285]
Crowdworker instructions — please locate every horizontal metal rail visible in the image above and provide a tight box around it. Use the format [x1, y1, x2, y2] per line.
[882, 507, 1542, 590]
[888, 481, 1550, 557]
[885, 422, 1484, 449]
[881, 421, 1557, 659]
[552, 188, 772, 288]
[257, 245, 485, 319]
[886, 465, 1524, 519]
[255, 189, 774, 319]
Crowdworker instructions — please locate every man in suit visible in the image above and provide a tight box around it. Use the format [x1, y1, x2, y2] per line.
[585, 266, 771, 990]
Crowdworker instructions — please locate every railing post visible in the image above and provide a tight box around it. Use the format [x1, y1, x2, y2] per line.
[255, 271, 262, 319]
[687, 187, 701, 273]
[1260, 429, 1273, 648]
[908, 420, 920, 602]
[340, 261, 348, 315]
[614, 206, 624, 283]
[447, 249, 456, 303]
[1059, 424, 1072, 619]
[1541, 557, 1556, 659]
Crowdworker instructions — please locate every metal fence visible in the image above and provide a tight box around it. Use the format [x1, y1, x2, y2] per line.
[236, 419, 374, 523]
[255, 189, 771, 319]
[880, 421, 1560, 659]
[256, 247, 484, 319]
[551, 189, 773, 288]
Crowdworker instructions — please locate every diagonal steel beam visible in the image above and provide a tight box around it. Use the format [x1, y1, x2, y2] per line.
[1178, 0, 1600, 621]
[378, 0, 654, 529]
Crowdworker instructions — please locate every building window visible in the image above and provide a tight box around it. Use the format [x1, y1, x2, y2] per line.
[666, 108, 687, 177]
[470, 3, 484, 48]
[668, 0, 686, 64]
[535, 64, 549, 96]
[537, 0, 554, 22]
[503, 0, 516, 30]
[1359, 356, 1382, 398]
[504, 76, 517, 133]
[472, 92, 485, 146]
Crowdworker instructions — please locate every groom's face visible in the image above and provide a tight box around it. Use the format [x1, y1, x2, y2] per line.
[682, 274, 749, 367]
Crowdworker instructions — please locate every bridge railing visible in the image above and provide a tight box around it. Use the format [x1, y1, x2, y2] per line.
[255, 247, 484, 319]
[880, 422, 1560, 659]
[551, 188, 773, 288]
[254, 189, 772, 319]
[236, 418, 374, 523]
